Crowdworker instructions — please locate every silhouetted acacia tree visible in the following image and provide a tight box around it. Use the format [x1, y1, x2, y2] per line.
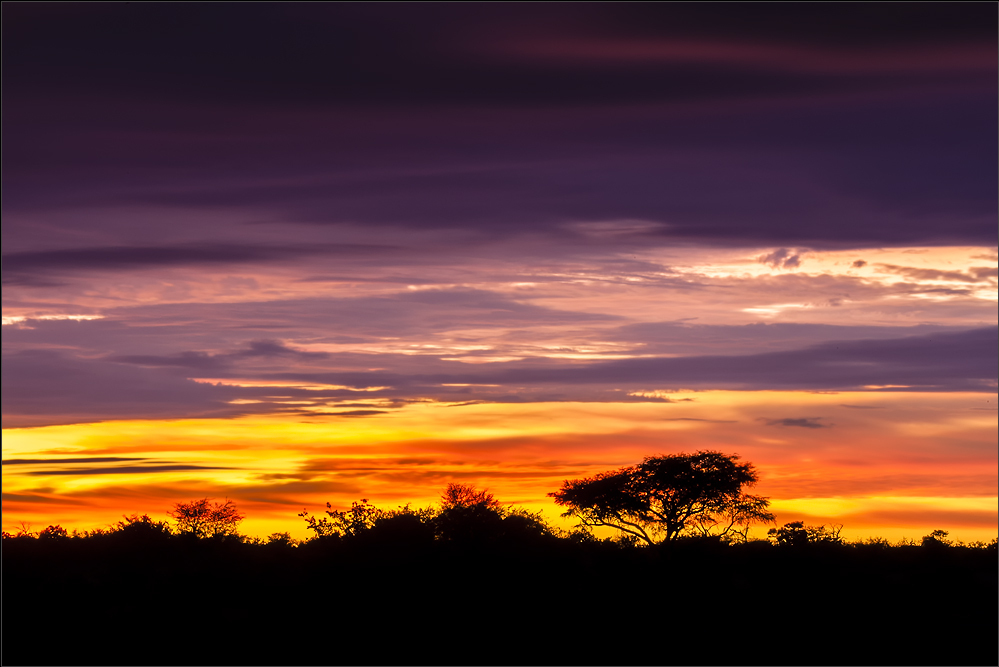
[549, 451, 774, 545]
[168, 498, 244, 538]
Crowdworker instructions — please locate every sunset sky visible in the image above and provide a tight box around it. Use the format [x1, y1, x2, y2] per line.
[3, 4, 996, 542]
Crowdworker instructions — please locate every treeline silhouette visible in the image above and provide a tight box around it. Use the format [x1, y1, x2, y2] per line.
[4, 462, 997, 666]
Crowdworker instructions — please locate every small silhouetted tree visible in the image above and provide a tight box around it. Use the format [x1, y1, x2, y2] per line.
[439, 482, 501, 511]
[768, 521, 809, 547]
[434, 483, 506, 543]
[921, 529, 952, 548]
[768, 521, 844, 546]
[549, 451, 774, 545]
[169, 498, 244, 538]
[300, 499, 385, 539]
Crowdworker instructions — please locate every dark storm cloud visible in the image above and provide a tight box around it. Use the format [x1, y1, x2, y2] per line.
[3, 5, 995, 251]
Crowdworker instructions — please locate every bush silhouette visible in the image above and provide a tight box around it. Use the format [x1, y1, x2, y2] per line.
[921, 529, 953, 548]
[367, 513, 435, 547]
[37, 525, 69, 541]
[299, 498, 385, 539]
[768, 521, 844, 547]
[112, 514, 173, 542]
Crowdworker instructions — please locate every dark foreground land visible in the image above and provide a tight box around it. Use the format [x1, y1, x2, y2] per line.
[3, 532, 996, 667]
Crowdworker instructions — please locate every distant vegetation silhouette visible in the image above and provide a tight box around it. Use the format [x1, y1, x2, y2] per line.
[768, 520, 844, 546]
[3, 452, 996, 666]
[297, 483, 553, 548]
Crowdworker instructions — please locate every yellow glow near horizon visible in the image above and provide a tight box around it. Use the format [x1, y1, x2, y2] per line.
[4, 392, 995, 541]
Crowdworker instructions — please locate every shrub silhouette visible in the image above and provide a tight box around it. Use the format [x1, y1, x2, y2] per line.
[113, 513, 173, 539]
[298, 483, 554, 547]
[768, 521, 844, 547]
[433, 501, 505, 543]
[363, 512, 437, 548]
[432, 483, 541, 544]
[265, 531, 298, 547]
[498, 510, 553, 542]
[37, 524, 69, 540]
[299, 498, 386, 539]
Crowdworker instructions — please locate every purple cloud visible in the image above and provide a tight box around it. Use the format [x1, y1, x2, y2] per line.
[2, 5, 996, 433]
[2, 244, 395, 285]
[760, 248, 805, 269]
[3, 6, 995, 252]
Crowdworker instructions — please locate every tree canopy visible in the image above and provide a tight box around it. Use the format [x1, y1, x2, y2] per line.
[299, 499, 388, 539]
[168, 498, 244, 538]
[549, 451, 775, 545]
[438, 482, 501, 511]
